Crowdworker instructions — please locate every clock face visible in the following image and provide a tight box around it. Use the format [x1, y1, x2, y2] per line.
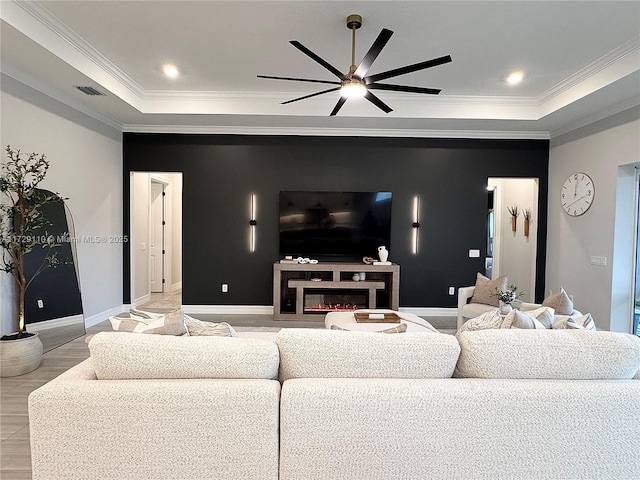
[561, 173, 594, 216]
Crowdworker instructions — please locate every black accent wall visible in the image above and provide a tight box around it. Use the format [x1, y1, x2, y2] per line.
[123, 134, 549, 307]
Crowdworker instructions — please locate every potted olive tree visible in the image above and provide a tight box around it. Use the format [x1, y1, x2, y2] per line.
[0, 145, 65, 376]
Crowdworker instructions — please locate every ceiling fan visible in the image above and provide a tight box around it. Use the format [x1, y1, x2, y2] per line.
[257, 14, 452, 116]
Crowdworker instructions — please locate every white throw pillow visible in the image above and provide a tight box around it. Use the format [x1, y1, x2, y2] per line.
[457, 310, 503, 335]
[183, 314, 236, 337]
[519, 306, 555, 329]
[500, 310, 546, 329]
[109, 309, 186, 335]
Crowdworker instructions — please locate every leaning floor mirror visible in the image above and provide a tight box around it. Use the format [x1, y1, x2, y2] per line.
[25, 189, 85, 352]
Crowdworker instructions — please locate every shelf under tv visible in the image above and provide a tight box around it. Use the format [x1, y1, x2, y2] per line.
[273, 262, 400, 321]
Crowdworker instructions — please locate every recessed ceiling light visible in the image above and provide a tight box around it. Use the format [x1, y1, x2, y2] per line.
[163, 65, 179, 78]
[507, 71, 524, 85]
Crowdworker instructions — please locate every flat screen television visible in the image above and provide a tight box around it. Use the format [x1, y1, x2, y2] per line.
[279, 191, 392, 260]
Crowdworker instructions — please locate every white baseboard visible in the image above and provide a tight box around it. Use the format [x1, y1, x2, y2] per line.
[84, 305, 130, 328]
[27, 314, 84, 332]
[182, 305, 274, 315]
[399, 307, 457, 317]
[181, 305, 456, 317]
[171, 281, 182, 292]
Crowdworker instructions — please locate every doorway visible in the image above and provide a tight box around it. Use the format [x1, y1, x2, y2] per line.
[487, 178, 539, 303]
[130, 172, 183, 307]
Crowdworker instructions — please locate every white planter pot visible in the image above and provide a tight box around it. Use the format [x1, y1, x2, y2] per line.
[0, 332, 43, 377]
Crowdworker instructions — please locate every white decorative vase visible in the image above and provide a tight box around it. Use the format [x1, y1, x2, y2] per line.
[500, 303, 512, 315]
[377, 246, 389, 263]
[0, 332, 43, 377]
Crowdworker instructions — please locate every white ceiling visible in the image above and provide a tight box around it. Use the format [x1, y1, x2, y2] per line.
[1, 0, 639, 138]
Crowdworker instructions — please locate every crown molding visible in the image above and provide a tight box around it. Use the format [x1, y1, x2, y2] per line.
[123, 123, 550, 140]
[2, 0, 145, 109]
[1, 65, 124, 132]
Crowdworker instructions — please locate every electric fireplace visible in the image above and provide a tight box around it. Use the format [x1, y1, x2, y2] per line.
[303, 289, 368, 314]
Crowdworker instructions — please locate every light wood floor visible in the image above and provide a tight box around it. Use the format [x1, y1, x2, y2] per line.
[0, 291, 456, 479]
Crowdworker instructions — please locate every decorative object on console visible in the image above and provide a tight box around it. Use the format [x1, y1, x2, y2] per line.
[523, 209, 532, 237]
[362, 256, 375, 265]
[507, 205, 519, 232]
[374, 245, 391, 265]
[561, 172, 594, 217]
[352, 273, 360, 281]
[359, 272, 366, 280]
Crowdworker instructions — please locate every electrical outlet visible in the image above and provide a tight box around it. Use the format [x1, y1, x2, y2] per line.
[469, 249, 480, 258]
[448, 287, 455, 296]
[222, 284, 228, 293]
[37, 299, 44, 308]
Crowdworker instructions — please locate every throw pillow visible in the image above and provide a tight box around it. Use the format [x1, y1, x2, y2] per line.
[542, 288, 574, 315]
[456, 310, 503, 335]
[519, 306, 555, 329]
[469, 272, 508, 307]
[500, 310, 546, 329]
[109, 309, 186, 335]
[129, 308, 165, 320]
[553, 313, 597, 331]
[183, 315, 236, 337]
[330, 323, 408, 334]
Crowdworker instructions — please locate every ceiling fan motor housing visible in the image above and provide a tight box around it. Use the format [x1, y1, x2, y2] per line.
[346, 14, 362, 30]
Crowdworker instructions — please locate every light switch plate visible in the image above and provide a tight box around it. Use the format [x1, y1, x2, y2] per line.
[590, 256, 607, 266]
[469, 249, 480, 258]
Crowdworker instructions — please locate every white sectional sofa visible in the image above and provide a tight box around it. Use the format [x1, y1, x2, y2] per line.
[29, 329, 640, 480]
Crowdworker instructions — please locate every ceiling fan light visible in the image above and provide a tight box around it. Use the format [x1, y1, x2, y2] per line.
[341, 80, 367, 98]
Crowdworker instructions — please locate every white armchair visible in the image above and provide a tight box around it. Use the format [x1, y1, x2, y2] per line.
[456, 286, 500, 329]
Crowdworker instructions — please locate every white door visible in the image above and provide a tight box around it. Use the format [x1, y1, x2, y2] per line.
[150, 182, 165, 293]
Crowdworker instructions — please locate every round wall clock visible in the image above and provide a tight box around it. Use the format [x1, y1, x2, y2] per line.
[561, 172, 594, 216]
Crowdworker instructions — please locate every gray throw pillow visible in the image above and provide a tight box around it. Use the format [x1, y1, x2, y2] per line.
[469, 272, 508, 307]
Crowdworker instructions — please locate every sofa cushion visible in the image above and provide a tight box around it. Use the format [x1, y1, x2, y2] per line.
[542, 287, 574, 315]
[276, 328, 460, 381]
[460, 302, 499, 320]
[469, 273, 508, 307]
[109, 309, 186, 336]
[89, 332, 279, 380]
[500, 310, 546, 329]
[455, 329, 640, 379]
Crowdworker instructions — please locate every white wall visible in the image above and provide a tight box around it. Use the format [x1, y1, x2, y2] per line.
[0, 74, 123, 333]
[547, 107, 640, 331]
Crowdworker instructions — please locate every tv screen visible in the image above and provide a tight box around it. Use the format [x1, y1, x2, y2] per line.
[279, 191, 392, 259]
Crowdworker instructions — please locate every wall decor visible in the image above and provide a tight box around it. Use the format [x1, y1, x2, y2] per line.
[523, 209, 532, 237]
[507, 205, 519, 232]
[561, 172, 594, 217]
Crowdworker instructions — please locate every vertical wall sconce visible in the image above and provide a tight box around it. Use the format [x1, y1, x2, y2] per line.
[411, 195, 420, 254]
[249, 193, 257, 253]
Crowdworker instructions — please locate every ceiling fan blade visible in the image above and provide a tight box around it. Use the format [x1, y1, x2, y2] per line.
[364, 91, 393, 113]
[353, 28, 393, 79]
[365, 55, 452, 84]
[329, 97, 347, 116]
[257, 75, 341, 86]
[368, 83, 441, 95]
[281, 87, 341, 105]
[290, 41, 347, 80]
